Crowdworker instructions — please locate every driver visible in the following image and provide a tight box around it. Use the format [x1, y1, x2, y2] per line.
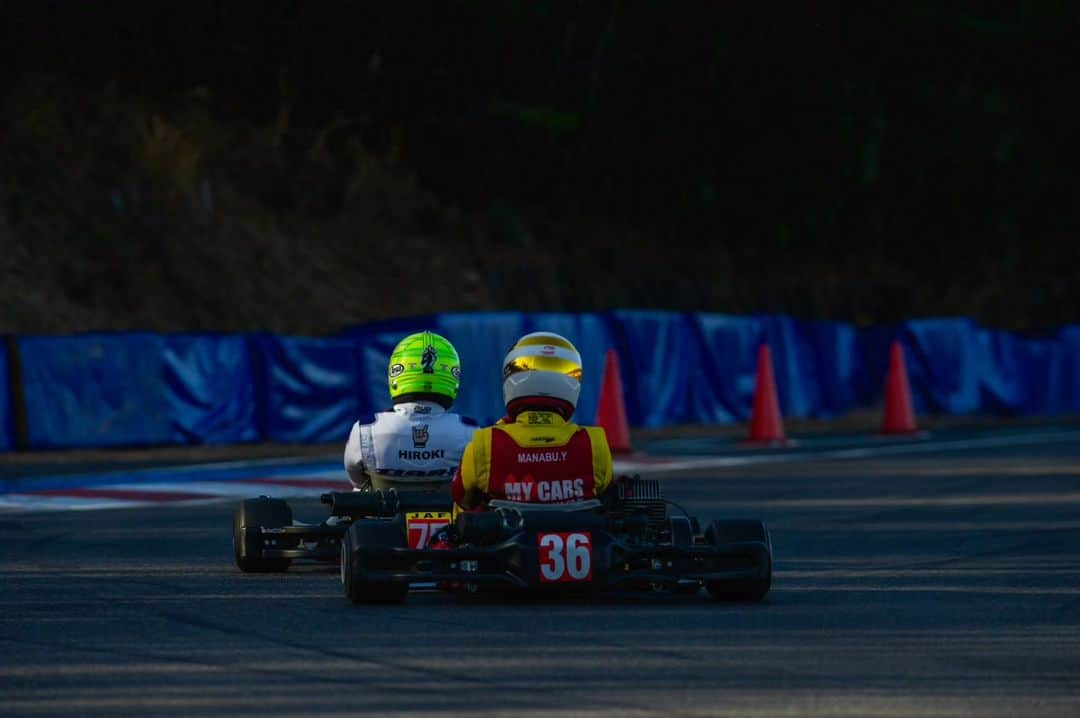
[451, 331, 613, 511]
[344, 331, 477, 492]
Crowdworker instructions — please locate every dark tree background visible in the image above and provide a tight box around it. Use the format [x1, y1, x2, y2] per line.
[1, 1, 1077, 334]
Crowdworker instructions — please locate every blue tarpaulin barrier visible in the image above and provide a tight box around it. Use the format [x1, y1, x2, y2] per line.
[856, 319, 979, 415]
[163, 334, 258, 445]
[973, 327, 1028, 415]
[18, 333, 172, 449]
[757, 315, 814, 419]
[688, 314, 864, 424]
[436, 312, 530, 424]
[254, 334, 362, 444]
[0, 342, 11, 451]
[5, 315, 1080, 452]
[973, 327, 1071, 416]
[854, 319, 1079, 418]
[905, 318, 982, 415]
[1061, 326, 1080, 412]
[689, 313, 762, 424]
[611, 310, 697, 428]
[798, 319, 863, 418]
[1005, 332, 1064, 416]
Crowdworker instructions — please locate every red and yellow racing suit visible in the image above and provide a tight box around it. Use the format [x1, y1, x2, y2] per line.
[451, 410, 613, 511]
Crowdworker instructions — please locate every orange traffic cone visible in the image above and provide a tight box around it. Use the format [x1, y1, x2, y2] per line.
[595, 348, 633, 454]
[748, 344, 787, 444]
[881, 340, 919, 435]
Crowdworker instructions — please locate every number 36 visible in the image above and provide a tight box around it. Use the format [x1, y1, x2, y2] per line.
[537, 532, 593, 582]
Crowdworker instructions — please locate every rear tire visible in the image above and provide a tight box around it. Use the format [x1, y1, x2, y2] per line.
[343, 520, 409, 604]
[703, 519, 772, 602]
[233, 498, 293, 573]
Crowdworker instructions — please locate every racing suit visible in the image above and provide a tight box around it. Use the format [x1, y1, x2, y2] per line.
[451, 409, 613, 510]
[344, 401, 478, 491]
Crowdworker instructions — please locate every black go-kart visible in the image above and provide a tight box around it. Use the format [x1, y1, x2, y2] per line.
[233, 477, 772, 604]
[334, 476, 772, 604]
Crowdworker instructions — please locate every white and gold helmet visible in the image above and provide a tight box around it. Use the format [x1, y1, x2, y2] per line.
[501, 331, 583, 417]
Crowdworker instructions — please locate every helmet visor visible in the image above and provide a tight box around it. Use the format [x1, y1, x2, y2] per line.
[503, 355, 583, 381]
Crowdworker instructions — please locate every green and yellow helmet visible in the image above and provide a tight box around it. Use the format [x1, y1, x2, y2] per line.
[387, 331, 461, 408]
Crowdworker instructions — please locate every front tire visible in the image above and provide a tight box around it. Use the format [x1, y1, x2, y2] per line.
[342, 520, 409, 604]
[233, 498, 293, 573]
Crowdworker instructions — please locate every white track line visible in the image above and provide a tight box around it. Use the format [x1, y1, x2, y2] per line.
[613, 428, 1080, 474]
[0, 495, 142, 512]
[4, 428, 1078, 513]
[0, 474, 351, 513]
[106, 480, 344, 498]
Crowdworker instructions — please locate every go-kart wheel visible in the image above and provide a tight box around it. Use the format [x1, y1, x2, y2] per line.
[342, 520, 409, 604]
[703, 519, 772, 602]
[233, 498, 293, 573]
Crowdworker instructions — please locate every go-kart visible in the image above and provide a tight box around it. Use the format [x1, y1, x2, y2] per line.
[338, 476, 773, 604]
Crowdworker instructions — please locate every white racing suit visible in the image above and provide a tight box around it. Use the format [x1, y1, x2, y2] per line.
[343, 401, 478, 492]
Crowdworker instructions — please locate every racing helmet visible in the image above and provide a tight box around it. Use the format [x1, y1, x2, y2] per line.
[502, 331, 582, 418]
[388, 331, 461, 408]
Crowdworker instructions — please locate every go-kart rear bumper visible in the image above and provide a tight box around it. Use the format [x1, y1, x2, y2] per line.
[345, 536, 771, 591]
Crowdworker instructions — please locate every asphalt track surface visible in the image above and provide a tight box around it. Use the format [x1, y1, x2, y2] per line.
[2, 431, 1079, 717]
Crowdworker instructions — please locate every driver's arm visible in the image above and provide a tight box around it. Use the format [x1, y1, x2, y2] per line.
[451, 427, 492, 510]
[343, 421, 371, 490]
[585, 426, 614, 496]
[451, 441, 478, 509]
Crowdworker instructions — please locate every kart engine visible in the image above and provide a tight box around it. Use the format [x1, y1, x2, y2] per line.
[609, 476, 667, 537]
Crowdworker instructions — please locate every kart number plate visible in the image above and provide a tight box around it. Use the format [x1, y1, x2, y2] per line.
[537, 531, 593, 583]
[406, 511, 451, 549]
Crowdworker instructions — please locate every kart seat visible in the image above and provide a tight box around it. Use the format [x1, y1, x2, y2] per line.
[486, 499, 606, 534]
